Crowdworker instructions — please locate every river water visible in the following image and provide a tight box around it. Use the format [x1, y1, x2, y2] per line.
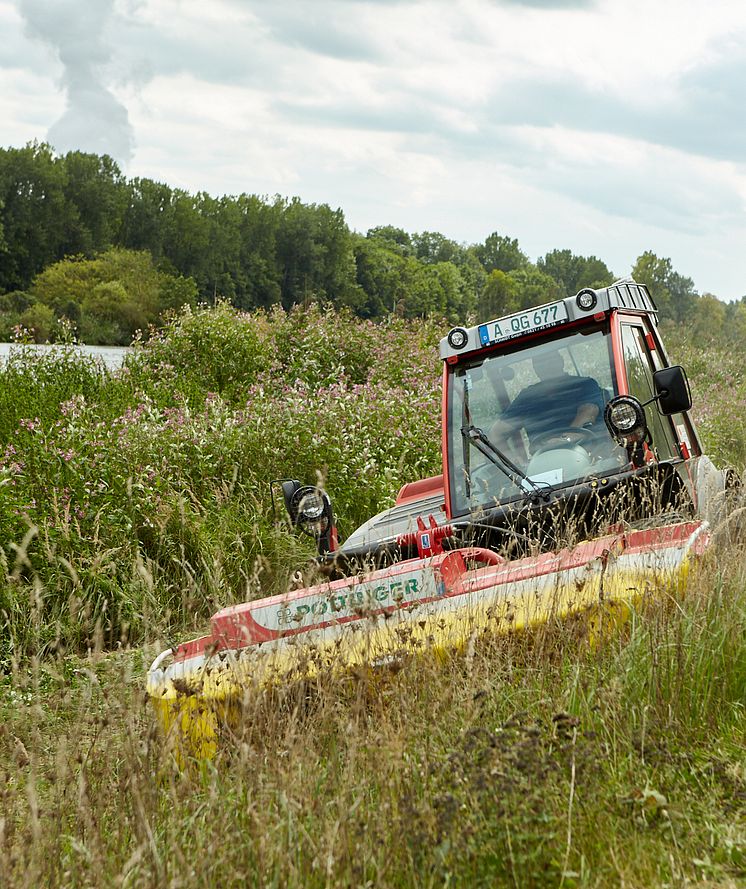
[0, 342, 129, 371]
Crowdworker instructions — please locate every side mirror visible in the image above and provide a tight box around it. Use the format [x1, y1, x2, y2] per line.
[653, 365, 692, 415]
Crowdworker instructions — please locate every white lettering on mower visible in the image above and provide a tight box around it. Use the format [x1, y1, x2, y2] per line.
[252, 568, 439, 632]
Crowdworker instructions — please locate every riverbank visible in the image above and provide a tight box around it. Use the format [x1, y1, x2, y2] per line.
[0, 342, 129, 370]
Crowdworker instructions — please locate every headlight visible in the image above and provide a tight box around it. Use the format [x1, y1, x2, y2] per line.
[609, 401, 639, 432]
[604, 396, 647, 442]
[447, 327, 469, 350]
[291, 486, 330, 537]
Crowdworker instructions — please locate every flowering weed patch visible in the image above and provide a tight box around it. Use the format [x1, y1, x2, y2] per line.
[0, 305, 442, 658]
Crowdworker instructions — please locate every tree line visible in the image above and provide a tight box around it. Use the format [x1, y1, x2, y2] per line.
[0, 142, 743, 344]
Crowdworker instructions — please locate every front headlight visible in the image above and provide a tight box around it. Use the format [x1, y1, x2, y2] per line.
[291, 486, 330, 537]
[604, 396, 647, 442]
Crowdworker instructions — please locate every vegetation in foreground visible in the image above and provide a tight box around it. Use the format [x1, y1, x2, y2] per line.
[0, 305, 445, 660]
[0, 306, 743, 887]
[0, 548, 744, 887]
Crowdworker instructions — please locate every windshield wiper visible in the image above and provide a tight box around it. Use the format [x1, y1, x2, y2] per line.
[461, 424, 551, 503]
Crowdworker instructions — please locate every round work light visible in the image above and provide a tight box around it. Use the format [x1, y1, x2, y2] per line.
[576, 289, 598, 311]
[604, 396, 647, 442]
[291, 486, 330, 537]
[447, 327, 469, 350]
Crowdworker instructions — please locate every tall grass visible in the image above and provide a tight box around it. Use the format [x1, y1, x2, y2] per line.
[665, 325, 746, 467]
[0, 307, 744, 887]
[0, 305, 442, 660]
[0, 546, 744, 887]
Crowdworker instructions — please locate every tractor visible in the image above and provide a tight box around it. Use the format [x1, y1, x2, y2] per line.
[148, 279, 729, 760]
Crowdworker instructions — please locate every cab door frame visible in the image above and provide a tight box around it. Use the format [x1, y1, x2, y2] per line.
[611, 310, 702, 460]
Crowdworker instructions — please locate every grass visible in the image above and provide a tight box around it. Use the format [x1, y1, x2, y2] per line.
[0, 548, 744, 887]
[0, 306, 744, 886]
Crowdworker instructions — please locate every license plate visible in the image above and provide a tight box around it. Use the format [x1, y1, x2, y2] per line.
[478, 301, 569, 347]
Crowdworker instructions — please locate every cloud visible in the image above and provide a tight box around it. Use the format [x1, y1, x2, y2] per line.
[108, 1, 270, 89]
[653, 42, 746, 162]
[0, 4, 57, 74]
[248, 1, 390, 62]
[503, 127, 746, 233]
[432, 38, 746, 167]
[19, 0, 134, 161]
[4, 0, 746, 298]
[497, 0, 594, 6]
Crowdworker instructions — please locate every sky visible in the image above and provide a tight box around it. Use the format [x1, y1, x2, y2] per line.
[1, 0, 745, 300]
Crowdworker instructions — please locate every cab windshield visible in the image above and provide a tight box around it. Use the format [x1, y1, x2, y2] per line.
[447, 324, 628, 516]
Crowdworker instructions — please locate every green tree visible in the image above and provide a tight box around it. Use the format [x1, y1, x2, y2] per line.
[160, 190, 212, 291]
[80, 281, 133, 343]
[508, 266, 563, 310]
[0, 142, 68, 292]
[366, 226, 413, 254]
[412, 261, 472, 319]
[473, 233, 528, 274]
[276, 199, 358, 309]
[725, 299, 746, 345]
[236, 194, 283, 310]
[195, 193, 245, 305]
[478, 270, 519, 319]
[537, 249, 614, 296]
[350, 235, 406, 317]
[689, 294, 726, 341]
[411, 231, 464, 265]
[61, 151, 127, 257]
[28, 248, 197, 344]
[0, 290, 32, 314]
[119, 177, 175, 260]
[19, 302, 56, 342]
[631, 252, 698, 323]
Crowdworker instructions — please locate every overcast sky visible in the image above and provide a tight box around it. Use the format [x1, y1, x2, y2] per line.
[2, 0, 745, 300]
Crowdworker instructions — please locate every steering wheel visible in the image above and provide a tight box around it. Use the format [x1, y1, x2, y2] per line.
[530, 426, 597, 456]
[464, 461, 518, 501]
[468, 461, 503, 493]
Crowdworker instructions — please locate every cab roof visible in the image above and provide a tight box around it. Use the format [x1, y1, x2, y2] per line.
[439, 278, 657, 362]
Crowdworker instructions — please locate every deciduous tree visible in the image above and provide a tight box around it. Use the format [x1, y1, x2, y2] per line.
[473, 233, 528, 274]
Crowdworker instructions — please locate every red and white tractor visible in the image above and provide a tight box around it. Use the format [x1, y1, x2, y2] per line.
[148, 279, 730, 760]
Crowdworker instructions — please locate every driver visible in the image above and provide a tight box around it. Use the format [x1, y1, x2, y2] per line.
[490, 349, 605, 453]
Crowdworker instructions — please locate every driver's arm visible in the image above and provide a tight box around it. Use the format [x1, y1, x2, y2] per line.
[489, 415, 520, 446]
[489, 388, 529, 450]
[570, 377, 604, 427]
[570, 402, 599, 428]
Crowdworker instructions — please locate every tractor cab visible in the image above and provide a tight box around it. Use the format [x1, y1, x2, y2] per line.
[441, 279, 696, 521]
[281, 279, 716, 563]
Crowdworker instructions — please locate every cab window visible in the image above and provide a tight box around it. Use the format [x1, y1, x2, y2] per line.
[620, 325, 679, 460]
